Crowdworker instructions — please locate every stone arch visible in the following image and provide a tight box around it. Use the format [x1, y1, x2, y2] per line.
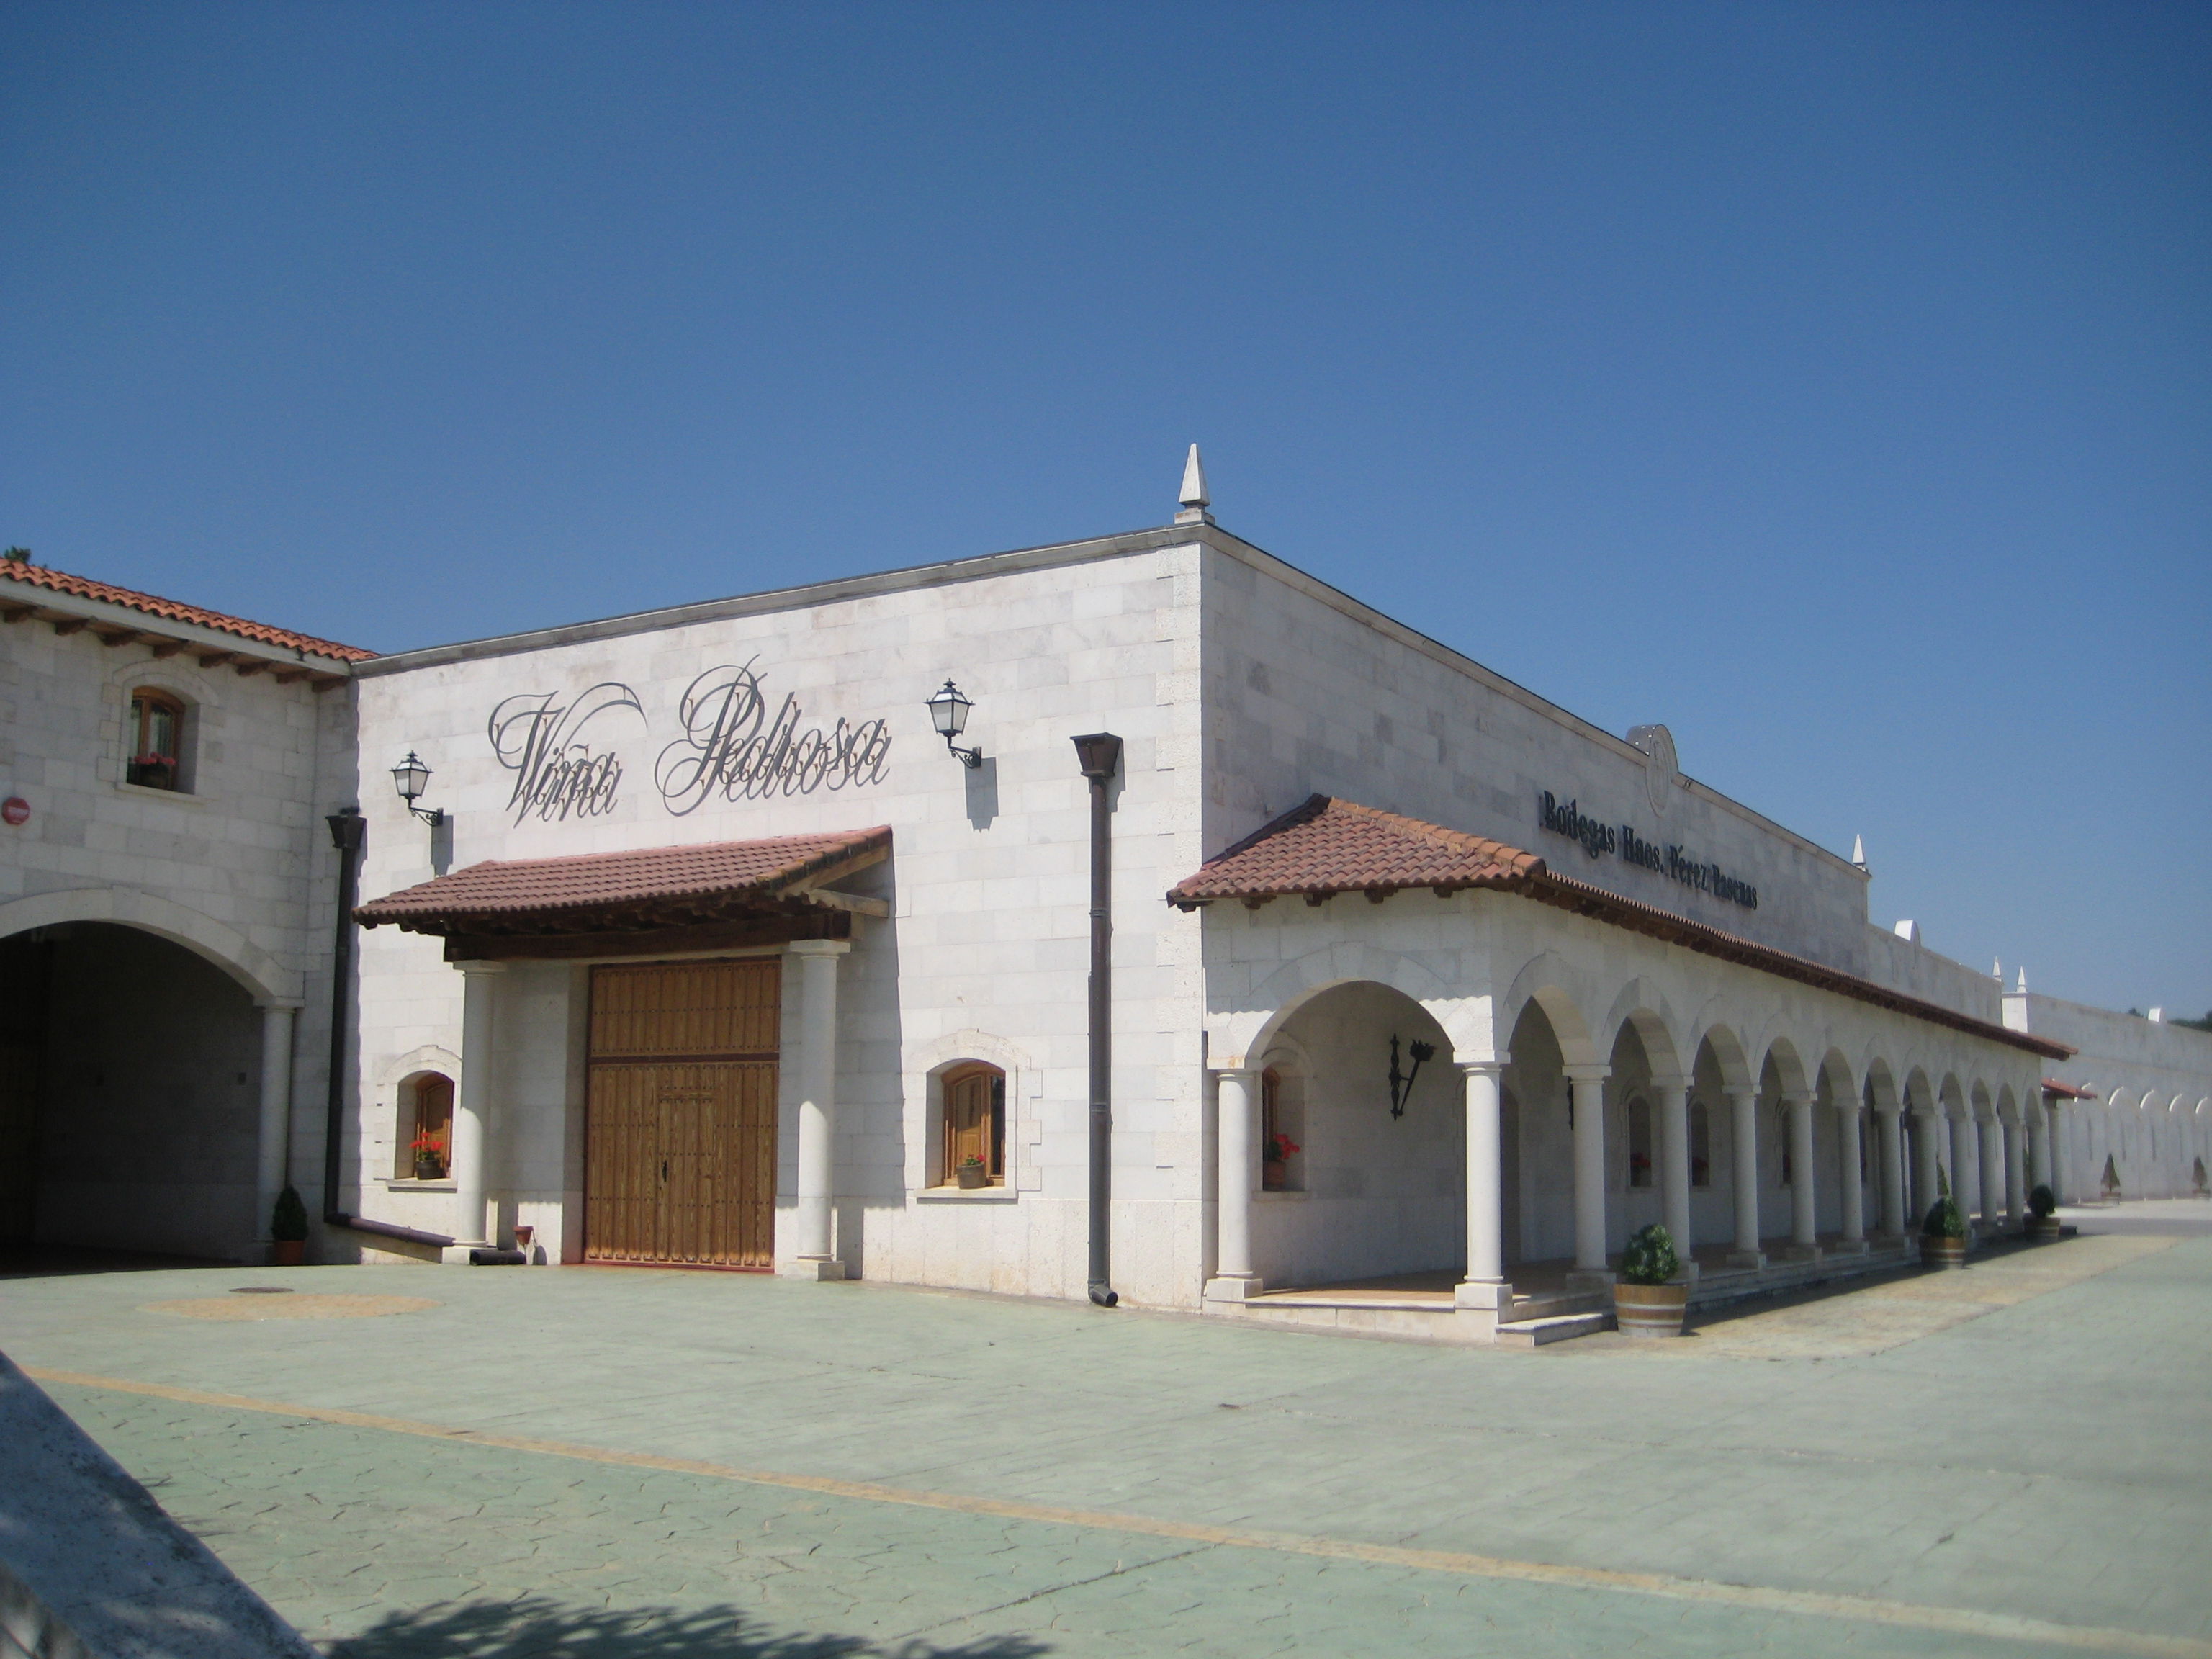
[1970, 1080, 1994, 1123]
[1599, 979, 1686, 1083]
[0, 886, 300, 1006]
[1693, 1021, 1755, 1093]
[1815, 1047, 1857, 1108]
[1939, 1073, 1969, 1120]
[904, 1029, 1038, 1195]
[1225, 941, 1484, 1064]
[1861, 1055, 1901, 1115]
[1759, 1035, 1812, 1100]
[1499, 953, 1601, 1069]
[1996, 1083, 2020, 1126]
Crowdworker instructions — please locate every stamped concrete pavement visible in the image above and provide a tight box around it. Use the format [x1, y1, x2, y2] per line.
[2, 1227, 2206, 1658]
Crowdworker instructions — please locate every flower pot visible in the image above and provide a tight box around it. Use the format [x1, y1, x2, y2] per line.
[414, 1156, 443, 1181]
[1262, 1159, 1287, 1191]
[956, 1165, 988, 1190]
[1923, 1235, 1968, 1269]
[2031, 1215, 2062, 1239]
[1612, 1281, 1687, 1338]
[271, 1239, 305, 1267]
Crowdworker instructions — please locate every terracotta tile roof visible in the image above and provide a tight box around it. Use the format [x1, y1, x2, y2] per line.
[1169, 795, 2072, 1061]
[0, 560, 374, 661]
[2041, 1079, 2098, 1100]
[357, 827, 891, 936]
[1167, 795, 1547, 904]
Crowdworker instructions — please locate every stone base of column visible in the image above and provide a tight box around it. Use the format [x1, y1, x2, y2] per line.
[439, 1242, 493, 1266]
[1829, 1238, 1870, 1256]
[1725, 1249, 1766, 1270]
[1674, 1261, 1701, 1287]
[1779, 1243, 1823, 1263]
[1204, 1274, 1264, 1303]
[780, 1256, 846, 1281]
[1564, 1267, 1617, 1292]
[1452, 1277, 1511, 1311]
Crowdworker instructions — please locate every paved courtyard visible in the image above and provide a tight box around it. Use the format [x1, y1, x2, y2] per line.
[4, 1209, 2210, 1658]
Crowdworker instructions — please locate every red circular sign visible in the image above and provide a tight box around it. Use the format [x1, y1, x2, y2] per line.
[1, 797, 28, 827]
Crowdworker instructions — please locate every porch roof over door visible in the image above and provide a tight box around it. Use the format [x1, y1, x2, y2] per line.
[1168, 796, 2070, 1061]
[356, 826, 891, 961]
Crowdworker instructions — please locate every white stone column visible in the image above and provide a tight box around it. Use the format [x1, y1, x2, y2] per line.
[1838, 1105, 1866, 1246]
[253, 1002, 299, 1251]
[1455, 1058, 1511, 1312]
[1877, 1107, 1905, 1238]
[2029, 1111, 2051, 1195]
[1206, 1067, 1263, 1301]
[1979, 1117, 2004, 1227]
[1785, 1092, 1818, 1257]
[1567, 1064, 1611, 1280]
[449, 961, 505, 1253]
[1654, 1079, 1693, 1277]
[1949, 1113, 1977, 1236]
[2050, 1104, 2072, 1205]
[785, 939, 850, 1278]
[2003, 1120, 2026, 1227]
[1727, 1087, 1763, 1268]
[1914, 1109, 1943, 1228]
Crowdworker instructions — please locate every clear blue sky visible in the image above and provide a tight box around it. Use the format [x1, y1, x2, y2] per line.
[4, 3, 2206, 1016]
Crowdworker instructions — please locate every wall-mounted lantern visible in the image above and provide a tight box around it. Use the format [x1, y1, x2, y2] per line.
[390, 751, 444, 826]
[926, 680, 984, 769]
[1388, 1035, 1434, 1119]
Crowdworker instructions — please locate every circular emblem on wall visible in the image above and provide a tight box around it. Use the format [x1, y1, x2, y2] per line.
[1624, 726, 1678, 818]
[1, 796, 29, 827]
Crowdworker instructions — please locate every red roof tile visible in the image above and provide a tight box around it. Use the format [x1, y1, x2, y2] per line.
[0, 560, 374, 661]
[357, 827, 891, 935]
[1167, 796, 1547, 904]
[1169, 795, 2071, 1061]
[2041, 1079, 2097, 1100]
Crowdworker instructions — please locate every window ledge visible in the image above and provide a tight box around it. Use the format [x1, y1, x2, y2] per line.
[1254, 1188, 1310, 1201]
[379, 1177, 456, 1192]
[915, 1184, 1018, 1203]
[114, 779, 210, 805]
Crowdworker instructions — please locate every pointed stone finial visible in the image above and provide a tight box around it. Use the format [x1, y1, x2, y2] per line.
[1174, 444, 1213, 526]
[1992, 958, 2003, 981]
[2015, 967, 2028, 994]
[1851, 835, 1866, 869]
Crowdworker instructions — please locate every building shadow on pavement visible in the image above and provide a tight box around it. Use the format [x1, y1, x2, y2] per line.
[0, 1241, 235, 1279]
[326, 1597, 1056, 1659]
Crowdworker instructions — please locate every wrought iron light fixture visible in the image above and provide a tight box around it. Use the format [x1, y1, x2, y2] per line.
[1388, 1035, 1434, 1118]
[390, 751, 444, 825]
[926, 679, 984, 768]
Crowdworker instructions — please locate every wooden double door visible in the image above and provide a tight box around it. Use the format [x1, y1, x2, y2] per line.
[584, 958, 779, 1268]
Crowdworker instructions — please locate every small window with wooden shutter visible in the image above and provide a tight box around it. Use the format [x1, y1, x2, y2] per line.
[126, 689, 188, 791]
[400, 1073, 454, 1179]
[939, 1064, 1005, 1187]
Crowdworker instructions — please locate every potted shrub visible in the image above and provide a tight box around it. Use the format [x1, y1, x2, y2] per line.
[956, 1154, 989, 1190]
[1612, 1223, 1686, 1336]
[1922, 1169, 1967, 1267]
[1262, 1131, 1299, 1192]
[270, 1185, 309, 1267]
[2027, 1183, 2061, 1238]
[410, 1128, 448, 1181]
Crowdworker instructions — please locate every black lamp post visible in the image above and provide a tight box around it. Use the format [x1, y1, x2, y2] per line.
[390, 751, 444, 825]
[926, 680, 984, 768]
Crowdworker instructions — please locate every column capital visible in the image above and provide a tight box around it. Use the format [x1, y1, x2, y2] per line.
[451, 959, 507, 976]
[1457, 1055, 1510, 1079]
[1781, 1089, 1814, 1108]
[1210, 1064, 1265, 1084]
[1722, 1083, 1760, 1104]
[788, 938, 853, 959]
[1646, 1074, 1689, 1095]
[1562, 1063, 1611, 1084]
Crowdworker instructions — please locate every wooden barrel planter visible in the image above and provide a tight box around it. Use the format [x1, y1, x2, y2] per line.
[1612, 1282, 1688, 1337]
[1923, 1236, 1968, 1269]
[2031, 1215, 2063, 1239]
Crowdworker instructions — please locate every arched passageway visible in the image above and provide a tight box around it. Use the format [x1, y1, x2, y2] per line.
[0, 922, 269, 1261]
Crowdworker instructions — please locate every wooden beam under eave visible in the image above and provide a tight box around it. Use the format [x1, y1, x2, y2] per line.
[94, 629, 140, 648]
[440, 909, 851, 963]
[49, 617, 88, 637]
[233, 659, 271, 677]
[274, 668, 313, 685]
[149, 639, 188, 659]
[196, 650, 237, 668]
[1, 605, 32, 624]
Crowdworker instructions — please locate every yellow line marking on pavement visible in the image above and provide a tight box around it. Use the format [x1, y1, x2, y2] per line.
[30, 1364, 2208, 1659]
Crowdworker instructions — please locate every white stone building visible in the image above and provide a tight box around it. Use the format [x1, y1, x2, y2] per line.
[5, 464, 2206, 1339]
[0, 560, 363, 1262]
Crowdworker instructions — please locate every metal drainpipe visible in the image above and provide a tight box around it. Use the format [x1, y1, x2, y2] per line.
[1071, 733, 1122, 1307]
[320, 805, 454, 1251]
